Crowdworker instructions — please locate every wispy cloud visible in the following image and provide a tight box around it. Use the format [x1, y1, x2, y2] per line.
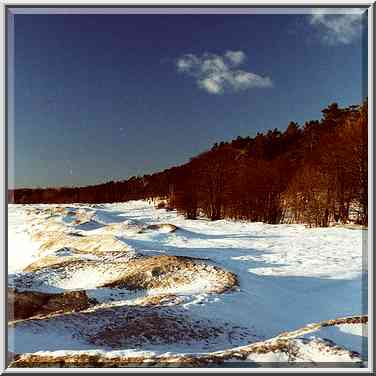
[176, 51, 273, 95]
[225, 50, 246, 66]
[308, 9, 364, 45]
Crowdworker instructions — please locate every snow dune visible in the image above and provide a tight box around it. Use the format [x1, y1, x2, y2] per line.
[7, 201, 368, 366]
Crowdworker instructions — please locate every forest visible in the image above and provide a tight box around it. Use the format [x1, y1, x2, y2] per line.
[9, 100, 368, 227]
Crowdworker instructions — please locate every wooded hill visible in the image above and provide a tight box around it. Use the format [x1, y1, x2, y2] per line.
[10, 100, 368, 227]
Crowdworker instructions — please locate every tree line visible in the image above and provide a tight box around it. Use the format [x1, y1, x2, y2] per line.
[9, 100, 368, 227]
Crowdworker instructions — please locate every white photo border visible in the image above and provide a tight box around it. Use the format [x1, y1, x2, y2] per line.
[0, 1, 373, 373]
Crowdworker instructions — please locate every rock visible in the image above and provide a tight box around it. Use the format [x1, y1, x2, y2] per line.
[8, 288, 95, 321]
[8, 288, 51, 321]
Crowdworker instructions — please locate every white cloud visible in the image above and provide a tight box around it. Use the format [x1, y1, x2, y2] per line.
[308, 9, 364, 45]
[225, 50, 246, 66]
[176, 51, 273, 95]
[176, 53, 199, 72]
[199, 77, 223, 94]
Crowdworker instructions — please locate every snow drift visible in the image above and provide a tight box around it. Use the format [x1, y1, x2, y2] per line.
[7, 201, 368, 367]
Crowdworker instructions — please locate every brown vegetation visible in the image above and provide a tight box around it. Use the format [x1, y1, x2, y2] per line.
[9, 315, 366, 367]
[131, 294, 184, 307]
[87, 306, 229, 349]
[100, 254, 238, 293]
[13, 249, 237, 299]
[36, 234, 134, 257]
[9, 304, 251, 354]
[10, 101, 368, 227]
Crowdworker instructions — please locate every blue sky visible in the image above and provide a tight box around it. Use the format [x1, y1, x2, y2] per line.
[9, 9, 367, 188]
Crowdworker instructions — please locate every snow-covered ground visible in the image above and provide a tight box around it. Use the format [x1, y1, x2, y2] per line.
[7, 201, 368, 366]
[8, 206, 40, 273]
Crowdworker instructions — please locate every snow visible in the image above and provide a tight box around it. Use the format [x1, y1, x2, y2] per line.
[301, 323, 367, 358]
[7, 201, 368, 364]
[8, 205, 40, 273]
